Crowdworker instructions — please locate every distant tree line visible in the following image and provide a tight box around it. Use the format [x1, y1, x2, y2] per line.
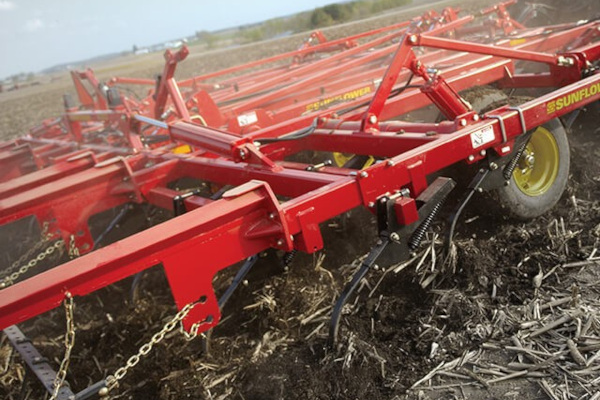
[3, 72, 36, 84]
[194, 0, 412, 48]
[310, 0, 413, 28]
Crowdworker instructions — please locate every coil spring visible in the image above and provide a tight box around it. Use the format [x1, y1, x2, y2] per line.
[503, 141, 528, 181]
[408, 198, 446, 250]
[282, 249, 298, 267]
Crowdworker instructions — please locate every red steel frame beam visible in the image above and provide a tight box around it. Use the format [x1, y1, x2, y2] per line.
[1, 3, 600, 338]
[1, 18, 596, 253]
[1, 71, 599, 332]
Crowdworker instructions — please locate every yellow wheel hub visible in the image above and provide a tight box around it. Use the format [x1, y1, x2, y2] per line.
[513, 126, 559, 196]
[332, 152, 375, 169]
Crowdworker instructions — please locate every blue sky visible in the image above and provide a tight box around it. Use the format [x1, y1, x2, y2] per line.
[0, 0, 336, 79]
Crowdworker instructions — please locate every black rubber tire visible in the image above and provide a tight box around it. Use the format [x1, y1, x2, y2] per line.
[453, 87, 570, 220]
[495, 118, 570, 220]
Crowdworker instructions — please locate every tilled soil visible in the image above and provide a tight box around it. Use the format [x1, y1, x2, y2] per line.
[1, 1, 599, 400]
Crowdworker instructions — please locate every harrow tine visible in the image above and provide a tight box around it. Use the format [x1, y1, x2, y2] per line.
[202, 255, 259, 354]
[218, 255, 259, 310]
[93, 204, 132, 249]
[329, 239, 391, 347]
[444, 168, 490, 256]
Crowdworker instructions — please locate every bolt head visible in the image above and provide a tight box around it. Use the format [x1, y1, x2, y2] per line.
[490, 162, 498, 170]
[239, 149, 247, 159]
[525, 154, 535, 167]
[473, 114, 480, 122]
[387, 160, 395, 167]
[359, 171, 368, 178]
[269, 213, 275, 220]
[480, 149, 487, 156]
[460, 118, 467, 127]
[276, 239, 284, 246]
[243, 279, 249, 286]
[368, 115, 378, 124]
[368, 202, 375, 208]
[409, 34, 418, 44]
[98, 387, 109, 397]
[468, 155, 475, 162]
[390, 232, 400, 241]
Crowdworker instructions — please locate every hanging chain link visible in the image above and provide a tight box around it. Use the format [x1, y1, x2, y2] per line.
[1, 232, 82, 288]
[49, 293, 76, 400]
[0, 222, 51, 281]
[68, 234, 80, 259]
[0, 240, 65, 288]
[105, 302, 203, 392]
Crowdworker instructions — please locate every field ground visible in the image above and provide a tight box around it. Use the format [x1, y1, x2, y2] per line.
[0, 1, 599, 399]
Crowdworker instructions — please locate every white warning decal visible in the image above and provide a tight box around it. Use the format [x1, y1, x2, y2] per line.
[470, 125, 495, 148]
[237, 111, 258, 127]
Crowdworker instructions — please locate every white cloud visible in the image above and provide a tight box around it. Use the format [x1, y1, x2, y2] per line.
[25, 18, 45, 32]
[0, 1, 15, 11]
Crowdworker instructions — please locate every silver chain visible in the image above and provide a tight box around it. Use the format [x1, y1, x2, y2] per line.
[1, 233, 81, 288]
[68, 234, 80, 259]
[105, 302, 203, 392]
[0, 240, 64, 288]
[49, 293, 76, 400]
[0, 221, 52, 282]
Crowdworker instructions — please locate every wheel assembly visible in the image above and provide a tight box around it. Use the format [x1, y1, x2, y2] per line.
[498, 119, 570, 219]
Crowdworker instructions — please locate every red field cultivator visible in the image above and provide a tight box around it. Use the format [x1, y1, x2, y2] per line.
[1, 1, 599, 398]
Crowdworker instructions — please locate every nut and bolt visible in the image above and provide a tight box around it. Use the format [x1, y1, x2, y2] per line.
[525, 154, 535, 167]
[390, 232, 400, 241]
[489, 162, 498, 170]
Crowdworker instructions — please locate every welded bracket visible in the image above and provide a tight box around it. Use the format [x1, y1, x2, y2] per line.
[163, 180, 293, 333]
